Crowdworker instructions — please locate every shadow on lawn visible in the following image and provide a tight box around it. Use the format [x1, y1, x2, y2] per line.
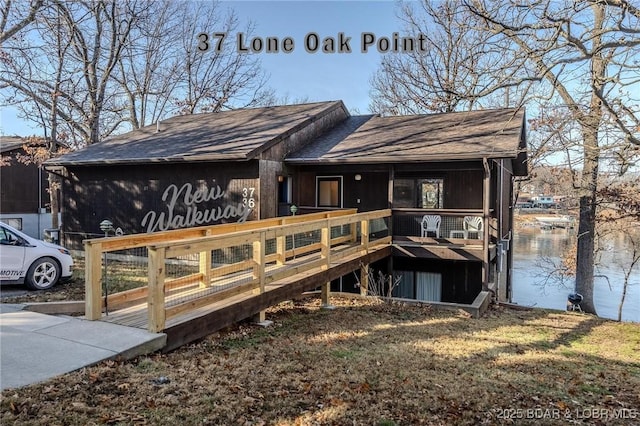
[254, 299, 639, 424]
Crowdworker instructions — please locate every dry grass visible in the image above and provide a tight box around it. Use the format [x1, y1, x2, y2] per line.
[1, 296, 639, 425]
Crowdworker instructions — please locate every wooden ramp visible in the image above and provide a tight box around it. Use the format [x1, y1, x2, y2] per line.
[86, 210, 392, 351]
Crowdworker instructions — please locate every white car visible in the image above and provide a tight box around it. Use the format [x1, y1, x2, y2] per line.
[0, 222, 74, 290]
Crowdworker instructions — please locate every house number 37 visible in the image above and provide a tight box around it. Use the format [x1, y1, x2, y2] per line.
[242, 187, 256, 209]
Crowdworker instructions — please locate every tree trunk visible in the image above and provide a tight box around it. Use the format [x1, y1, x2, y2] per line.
[575, 125, 600, 314]
[575, 193, 597, 314]
[618, 274, 628, 322]
[49, 175, 59, 229]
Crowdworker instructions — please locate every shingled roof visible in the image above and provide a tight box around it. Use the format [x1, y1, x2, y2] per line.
[0, 137, 25, 153]
[286, 108, 527, 172]
[48, 101, 345, 166]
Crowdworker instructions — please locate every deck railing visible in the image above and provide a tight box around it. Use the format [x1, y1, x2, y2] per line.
[392, 208, 489, 241]
[84, 209, 357, 321]
[84, 209, 391, 332]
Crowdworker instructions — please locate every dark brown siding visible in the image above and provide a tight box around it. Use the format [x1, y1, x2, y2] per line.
[0, 150, 49, 213]
[295, 171, 316, 207]
[498, 159, 513, 239]
[342, 172, 389, 211]
[259, 104, 349, 161]
[62, 161, 259, 247]
[258, 160, 282, 219]
[292, 166, 389, 212]
[290, 162, 484, 211]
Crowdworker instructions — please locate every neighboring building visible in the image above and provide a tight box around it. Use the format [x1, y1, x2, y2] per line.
[531, 195, 556, 208]
[47, 101, 527, 304]
[0, 137, 56, 239]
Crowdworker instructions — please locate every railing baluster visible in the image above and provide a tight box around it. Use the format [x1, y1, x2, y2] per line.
[148, 246, 166, 333]
[276, 235, 286, 265]
[321, 219, 331, 306]
[253, 231, 266, 322]
[361, 219, 369, 250]
[199, 249, 212, 288]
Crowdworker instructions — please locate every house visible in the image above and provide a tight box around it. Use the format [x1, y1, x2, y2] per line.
[0, 137, 56, 239]
[47, 101, 527, 304]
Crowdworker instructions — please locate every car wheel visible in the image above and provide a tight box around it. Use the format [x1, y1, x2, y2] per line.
[25, 257, 60, 290]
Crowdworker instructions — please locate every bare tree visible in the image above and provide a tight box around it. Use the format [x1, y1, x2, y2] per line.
[369, 0, 532, 115]
[595, 221, 640, 322]
[114, 1, 271, 128]
[175, 3, 269, 114]
[2, 0, 272, 143]
[113, 0, 182, 129]
[464, 0, 640, 314]
[0, 0, 43, 45]
[1, 0, 145, 146]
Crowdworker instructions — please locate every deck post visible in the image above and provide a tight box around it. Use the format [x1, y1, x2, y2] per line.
[482, 158, 490, 291]
[253, 231, 266, 322]
[359, 217, 370, 295]
[84, 240, 103, 320]
[320, 220, 333, 307]
[199, 250, 212, 288]
[276, 235, 286, 265]
[148, 247, 166, 333]
[350, 222, 357, 243]
[321, 219, 331, 266]
[360, 263, 369, 296]
[361, 218, 369, 250]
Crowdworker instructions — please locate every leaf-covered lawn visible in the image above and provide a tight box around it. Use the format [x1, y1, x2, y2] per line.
[1, 296, 639, 425]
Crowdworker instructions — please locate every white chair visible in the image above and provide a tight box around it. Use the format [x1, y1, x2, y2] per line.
[463, 216, 483, 239]
[449, 216, 484, 239]
[421, 215, 441, 238]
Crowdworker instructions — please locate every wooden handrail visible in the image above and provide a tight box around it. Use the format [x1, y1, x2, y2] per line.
[144, 209, 391, 332]
[391, 208, 489, 216]
[85, 208, 357, 252]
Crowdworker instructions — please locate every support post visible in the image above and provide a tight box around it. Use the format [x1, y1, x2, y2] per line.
[84, 241, 103, 320]
[253, 231, 266, 322]
[321, 220, 331, 267]
[360, 263, 369, 296]
[482, 158, 491, 291]
[148, 247, 166, 333]
[199, 250, 212, 288]
[321, 220, 333, 308]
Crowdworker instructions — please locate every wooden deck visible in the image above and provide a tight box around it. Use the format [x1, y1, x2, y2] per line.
[100, 243, 390, 351]
[84, 208, 494, 351]
[85, 210, 392, 351]
[392, 236, 495, 261]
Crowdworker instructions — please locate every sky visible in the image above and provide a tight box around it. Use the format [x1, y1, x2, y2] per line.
[0, 0, 406, 137]
[227, 0, 402, 112]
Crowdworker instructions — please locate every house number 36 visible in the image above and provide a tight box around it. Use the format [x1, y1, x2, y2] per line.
[242, 187, 256, 209]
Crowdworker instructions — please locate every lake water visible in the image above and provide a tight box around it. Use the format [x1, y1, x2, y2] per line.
[511, 227, 640, 323]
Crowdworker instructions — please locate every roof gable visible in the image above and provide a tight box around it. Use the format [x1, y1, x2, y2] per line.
[49, 101, 345, 166]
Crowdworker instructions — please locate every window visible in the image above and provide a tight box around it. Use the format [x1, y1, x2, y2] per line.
[419, 179, 443, 209]
[416, 272, 442, 302]
[393, 270, 442, 302]
[393, 179, 416, 208]
[0, 226, 21, 245]
[1, 218, 22, 230]
[316, 177, 342, 208]
[393, 178, 444, 208]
